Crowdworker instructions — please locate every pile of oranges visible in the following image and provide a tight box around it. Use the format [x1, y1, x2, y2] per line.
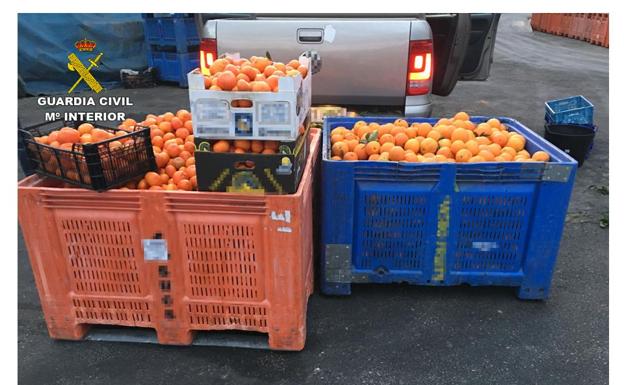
[118, 110, 197, 191]
[330, 112, 551, 163]
[203, 56, 308, 92]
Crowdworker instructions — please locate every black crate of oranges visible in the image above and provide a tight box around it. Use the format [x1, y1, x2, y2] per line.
[19, 120, 156, 191]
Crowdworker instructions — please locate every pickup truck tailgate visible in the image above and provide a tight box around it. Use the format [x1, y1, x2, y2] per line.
[214, 18, 412, 105]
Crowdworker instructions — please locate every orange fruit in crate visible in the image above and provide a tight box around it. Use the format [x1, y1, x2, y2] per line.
[454, 111, 470, 121]
[389, 146, 406, 161]
[532, 151, 550, 162]
[166, 143, 181, 157]
[213, 140, 230, 153]
[404, 138, 420, 153]
[455, 149, 472, 162]
[487, 118, 502, 129]
[332, 142, 348, 157]
[420, 138, 438, 155]
[159, 121, 173, 133]
[251, 140, 264, 153]
[297, 66, 308, 78]
[507, 135, 526, 152]
[365, 141, 381, 156]
[380, 142, 395, 154]
[379, 134, 395, 145]
[165, 164, 176, 178]
[491, 132, 508, 147]
[451, 128, 469, 143]
[251, 81, 271, 92]
[343, 152, 358, 161]
[78, 123, 94, 135]
[354, 144, 368, 160]
[58, 127, 81, 144]
[465, 140, 480, 156]
[264, 141, 279, 151]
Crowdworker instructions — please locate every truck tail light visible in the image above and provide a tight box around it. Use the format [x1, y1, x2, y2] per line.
[200, 38, 217, 76]
[406, 40, 433, 96]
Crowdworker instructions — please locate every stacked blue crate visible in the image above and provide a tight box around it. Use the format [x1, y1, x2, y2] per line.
[142, 14, 200, 87]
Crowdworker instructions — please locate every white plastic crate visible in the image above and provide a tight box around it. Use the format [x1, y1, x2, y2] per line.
[187, 55, 312, 141]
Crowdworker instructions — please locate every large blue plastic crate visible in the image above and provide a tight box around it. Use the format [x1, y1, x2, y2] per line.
[320, 116, 577, 300]
[147, 50, 199, 88]
[142, 15, 200, 53]
[545, 95, 594, 125]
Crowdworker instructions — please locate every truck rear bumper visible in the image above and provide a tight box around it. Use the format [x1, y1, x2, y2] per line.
[404, 94, 433, 117]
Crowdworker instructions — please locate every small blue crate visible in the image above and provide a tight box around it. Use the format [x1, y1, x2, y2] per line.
[545, 95, 594, 125]
[321, 116, 577, 300]
[147, 50, 199, 88]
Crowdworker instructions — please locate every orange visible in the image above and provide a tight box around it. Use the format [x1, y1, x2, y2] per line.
[507, 135, 526, 152]
[450, 140, 465, 154]
[78, 123, 94, 135]
[343, 132, 357, 141]
[490, 132, 508, 147]
[153, 146, 162, 154]
[404, 152, 419, 162]
[240, 65, 260, 81]
[248, 140, 263, 153]
[345, 139, 359, 152]
[190, 176, 197, 188]
[417, 123, 433, 137]
[170, 117, 183, 130]
[343, 152, 358, 161]
[405, 127, 418, 139]
[378, 124, 394, 136]
[451, 128, 469, 143]
[216, 71, 237, 90]
[234, 148, 246, 154]
[404, 138, 420, 153]
[378, 142, 393, 154]
[394, 119, 409, 128]
[464, 121, 476, 131]
[162, 132, 175, 142]
[212, 140, 230, 153]
[80, 134, 93, 144]
[475, 136, 491, 146]
[264, 141, 279, 151]
[91, 129, 111, 142]
[487, 118, 502, 129]
[58, 127, 81, 144]
[394, 133, 409, 147]
[478, 150, 495, 161]
[165, 142, 181, 157]
[331, 155, 342, 161]
[331, 134, 344, 144]
[427, 130, 442, 142]
[455, 149, 472, 162]
[389, 146, 406, 161]
[176, 109, 192, 122]
[365, 141, 381, 156]
[499, 152, 514, 161]
[475, 123, 492, 136]
[175, 128, 190, 140]
[263, 65, 277, 77]
[354, 143, 368, 160]
[454, 111, 470, 121]
[501, 146, 517, 158]
[149, 185, 164, 190]
[145, 172, 161, 187]
[184, 141, 195, 153]
[185, 157, 195, 167]
[253, 57, 272, 73]
[452, 119, 468, 129]
[368, 154, 380, 161]
[517, 149, 530, 158]
[159, 121, 173, 133]
[487, 143, 502, 156]
[465, 140, 479, 156]
[379, 134, 395, 145]
[532, 151, 550, 162]
[177, 179, 193, 191]
[437, 125, 454, 139]
[379, 152, 390, 161]
[179, 151, 192, 161]
[469, 155, 485, 163]
[390, 126, 405, 136]
[165, 164, 176, 178]
[156, 152, 170, 168]
[251, 81, 271, 92]
[437, 147, 453, 159]
[159, 173, 170, 185]
[234, 140, 251, 151]
[420, 138, 438, 154]
[170, 157, 185, 170]
[332, 142, 348, 157]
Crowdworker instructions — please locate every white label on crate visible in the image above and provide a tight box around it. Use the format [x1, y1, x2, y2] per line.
[196, 99, 229, 122]
[143, 239, 168, 261]
[277, 227, 293, 233]
[270, 210, 291, 223]
[259, 102, 290, 124]
[472, 241, 499, 252]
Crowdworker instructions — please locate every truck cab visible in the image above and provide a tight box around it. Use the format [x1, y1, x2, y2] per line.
[196, 14, 500, 116]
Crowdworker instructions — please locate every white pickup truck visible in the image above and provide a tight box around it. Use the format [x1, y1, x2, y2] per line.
[194, 14, 500, 116]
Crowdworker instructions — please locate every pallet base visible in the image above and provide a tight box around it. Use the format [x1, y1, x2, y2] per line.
[46, 323, 307, 351]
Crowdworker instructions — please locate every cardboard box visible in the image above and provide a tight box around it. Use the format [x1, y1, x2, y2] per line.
[187, 54, 312, 142]
[194, 125, 310, 194]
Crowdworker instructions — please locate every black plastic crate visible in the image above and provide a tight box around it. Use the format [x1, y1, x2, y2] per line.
[19, 120, 156, 191]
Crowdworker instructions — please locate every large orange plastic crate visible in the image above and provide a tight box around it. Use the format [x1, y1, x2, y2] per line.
[18, 128, 320, 351]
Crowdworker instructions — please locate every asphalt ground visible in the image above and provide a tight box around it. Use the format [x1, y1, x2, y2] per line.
[18, 14, 608, 384]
